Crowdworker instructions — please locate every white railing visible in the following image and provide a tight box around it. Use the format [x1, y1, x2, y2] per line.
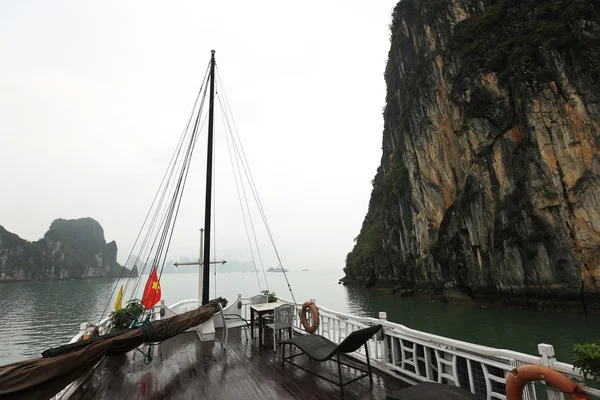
[56, 295, 599, 400]
[167, 299, 200, 314]
[276, 298, 600, 400]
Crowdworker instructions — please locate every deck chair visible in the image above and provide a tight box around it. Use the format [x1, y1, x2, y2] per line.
[279, 324, 382, 398]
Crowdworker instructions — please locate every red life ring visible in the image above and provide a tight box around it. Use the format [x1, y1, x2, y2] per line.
[506, 365, 588, 400]
[300, 301, 320, 334]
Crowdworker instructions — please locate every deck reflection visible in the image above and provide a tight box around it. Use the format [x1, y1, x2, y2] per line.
[70, 327, 406, 399]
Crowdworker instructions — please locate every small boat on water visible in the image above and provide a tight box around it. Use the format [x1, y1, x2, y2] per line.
[0, 51, 598, 400]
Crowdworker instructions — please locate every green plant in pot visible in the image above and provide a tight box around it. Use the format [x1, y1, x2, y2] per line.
[572, 343, 600, 382]
[261, 290, 277, 303]
[109, 299, 146, 332]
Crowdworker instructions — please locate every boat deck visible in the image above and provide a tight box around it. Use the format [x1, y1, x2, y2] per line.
[69, 327, 407, 399]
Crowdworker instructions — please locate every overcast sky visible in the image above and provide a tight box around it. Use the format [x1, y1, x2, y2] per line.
[0, 0, 397, 272]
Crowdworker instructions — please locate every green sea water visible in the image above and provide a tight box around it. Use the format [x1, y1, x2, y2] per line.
[1, 269, 598, 367]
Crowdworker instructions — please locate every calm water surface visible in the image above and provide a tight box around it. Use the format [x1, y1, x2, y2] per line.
[1, 269, 598, 365]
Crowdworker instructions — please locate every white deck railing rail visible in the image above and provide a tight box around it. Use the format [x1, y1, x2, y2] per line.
[54, 296, 599, 400]
[274, 298, 600, 400]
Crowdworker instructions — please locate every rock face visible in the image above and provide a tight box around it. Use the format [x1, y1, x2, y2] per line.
[345, 0, 600, 312]
[0, 218, 132, 282]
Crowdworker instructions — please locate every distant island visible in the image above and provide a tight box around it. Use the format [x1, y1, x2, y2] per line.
[267, 267, 288, 272]
[0, 217, 136, 282]
[126, 257, 259, 275]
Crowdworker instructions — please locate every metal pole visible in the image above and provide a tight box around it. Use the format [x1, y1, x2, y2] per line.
[202, 50, 216, 305]
[199, 228, 204, 306]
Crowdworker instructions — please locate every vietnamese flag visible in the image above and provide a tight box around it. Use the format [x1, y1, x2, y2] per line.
[141, 266, 161, 309]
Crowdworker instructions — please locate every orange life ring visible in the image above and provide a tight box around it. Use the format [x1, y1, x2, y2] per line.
[300, 301, 320, 334]
[506, 365, 588, 400]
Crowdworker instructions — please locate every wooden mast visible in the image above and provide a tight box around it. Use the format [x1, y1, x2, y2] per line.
[202, 50, 216, 305]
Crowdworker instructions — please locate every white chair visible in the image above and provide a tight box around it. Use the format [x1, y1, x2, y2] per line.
[217, 296, 253, 350]
[250, 294, 268, 304]
[249, 294, 270, 333]
[263, 304, 294, 352]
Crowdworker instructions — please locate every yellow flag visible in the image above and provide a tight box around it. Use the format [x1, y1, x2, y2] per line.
[114, 285, 123, 311]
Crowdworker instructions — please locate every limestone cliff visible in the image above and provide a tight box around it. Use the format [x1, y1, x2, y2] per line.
[345, 0, 600, 312]
[0, 218, 133, 281]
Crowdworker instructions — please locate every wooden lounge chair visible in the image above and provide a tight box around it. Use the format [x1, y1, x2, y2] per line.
[279, 324, 382, 398]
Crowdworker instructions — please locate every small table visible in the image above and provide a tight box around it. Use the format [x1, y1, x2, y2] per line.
[250, 301, 285, 347]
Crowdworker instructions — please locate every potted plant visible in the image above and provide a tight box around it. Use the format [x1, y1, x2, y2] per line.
[572, 343, 600, 382]
[109, 299, 146, 332]
[261, 290, 277, 303]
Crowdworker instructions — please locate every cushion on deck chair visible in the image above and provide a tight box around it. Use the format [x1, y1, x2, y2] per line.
[280, 325, 382, 362]
[386, 382, 480, 400]
[279, 334, 338, 361]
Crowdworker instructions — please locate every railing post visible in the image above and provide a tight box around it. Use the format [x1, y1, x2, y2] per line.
[379, 311, 388, 371]
[538, 343, 561, 400]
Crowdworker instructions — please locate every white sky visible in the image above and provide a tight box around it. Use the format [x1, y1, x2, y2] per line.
[0, 0, 397, 271]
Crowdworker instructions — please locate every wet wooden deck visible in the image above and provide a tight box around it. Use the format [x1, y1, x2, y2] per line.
[69, 327, 407, 399]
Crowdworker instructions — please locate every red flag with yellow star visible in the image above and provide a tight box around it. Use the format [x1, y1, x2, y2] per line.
[141, 266, 161, 310]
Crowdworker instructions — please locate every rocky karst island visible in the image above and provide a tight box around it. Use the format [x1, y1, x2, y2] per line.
[344, 0, 600, 313]
[0, 217, 135, 282]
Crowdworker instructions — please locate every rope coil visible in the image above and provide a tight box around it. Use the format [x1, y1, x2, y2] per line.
[131, 313, 170, 365]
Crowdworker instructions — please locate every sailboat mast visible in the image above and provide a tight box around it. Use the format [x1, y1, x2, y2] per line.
[202, 50, 216, 305]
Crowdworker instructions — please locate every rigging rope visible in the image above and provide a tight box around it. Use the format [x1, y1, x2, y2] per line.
[129, 90, 203, 296]
[217, 93, 269, 292]
[102, 59, 298, 323]
[217, 92, 263, 293]
[216, 67, 297, 305]
[130, 109, 210, 299]
[122, 67, 208, 308]
[146, 78, 209, 309]
[129, 82, 208, 300]
[99, 62, 211, 322]
[127, 67, 210, 299]
[131, 315, 169, 365]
